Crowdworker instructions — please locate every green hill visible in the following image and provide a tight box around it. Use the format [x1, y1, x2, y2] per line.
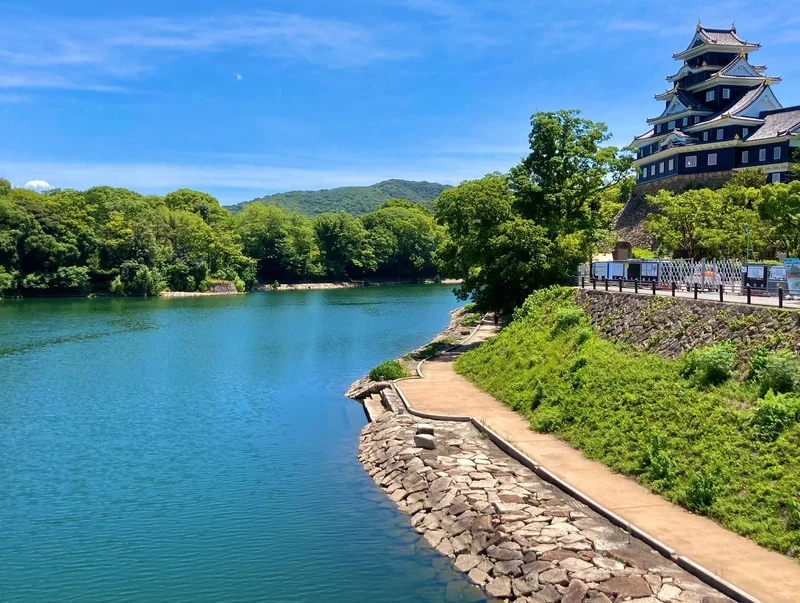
[228, 179, 451, 216]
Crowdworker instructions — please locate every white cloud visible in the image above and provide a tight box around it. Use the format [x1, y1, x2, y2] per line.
[0, 11, 413, 91]
[23, 179, 51, 190]
[235, 73, 243, 81]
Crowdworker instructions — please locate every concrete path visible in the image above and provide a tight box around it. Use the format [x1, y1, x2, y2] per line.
[397, 321, 800, 603]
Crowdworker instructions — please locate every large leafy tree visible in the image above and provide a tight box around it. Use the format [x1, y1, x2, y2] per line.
[314, 212, 376, 278]
[757, 181, 800, 257]
[436, 110, 633, 313]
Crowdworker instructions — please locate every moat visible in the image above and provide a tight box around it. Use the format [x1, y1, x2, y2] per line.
[0, 286, 487, 603]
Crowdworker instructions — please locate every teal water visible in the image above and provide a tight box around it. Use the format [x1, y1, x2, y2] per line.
[0, 286, 488, 603]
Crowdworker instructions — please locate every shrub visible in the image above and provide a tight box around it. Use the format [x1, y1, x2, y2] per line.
[271, 280, 280, 290]
[787, 499, 800, 530]
[368, 360, 409, 381]
[683, 472, 718, 512]
[531, 407, 563, 433]
[109, 275, 125, 296]
[640, 432, 676, 484]
[553, 307, 584, 332]
[233, 276, 246, 293]
[752, 350, 799, 397]
[575, 327, 594, 346]
[748, 346, 771, 380]
[749, 391, 800, 442]
[679, 342, 736, 386]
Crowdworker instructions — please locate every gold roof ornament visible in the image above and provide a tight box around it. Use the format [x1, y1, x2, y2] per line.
[765, 76, 772, 86]
[731, 22, 737, 32]
[734, 133, 740, 139]
[739, 48, 747, 58]
[696, 20, 702, 32]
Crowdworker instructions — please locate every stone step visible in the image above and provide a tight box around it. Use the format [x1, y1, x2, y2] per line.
[363, 394, 386, 422]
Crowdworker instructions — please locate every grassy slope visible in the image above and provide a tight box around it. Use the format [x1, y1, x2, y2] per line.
[454, 287, 800, 556]
[228, 180, 451, 216]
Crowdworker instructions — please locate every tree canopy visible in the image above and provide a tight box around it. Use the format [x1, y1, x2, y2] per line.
[435, 110, 634, 313]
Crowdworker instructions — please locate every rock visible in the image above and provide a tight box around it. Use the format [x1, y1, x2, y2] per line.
[537, 584, 562, 603]
[454, 554, 482, 573]
[416, 424, 435, 435]
[487, 545, 523, 561]
[586, 593, 613, 603]
[523, 560, 554, 575]
[494, 501, 528, 514]
[572, 567, 611, 582]
[562, 579, 589, 603]
[470, 515, 493, 533]
[513, 575, 538, 596]
[423, 529, 446, 548]
[494, 560, 523, 577]
[429, 476, 452, 494]
[539, 568, 569, 586]
[435, 537, 454, 557]
[467, 568, 490, 586]
[658, 584, 682, 601]
[593, 556, 625, 572]
[597, 575, 653, 598]
[485, 576, 512, 599]
[539, 548, 576, 562]
[558, 557, 593, 572]
[450, 533, 471, 555]
[414, 434, 436, 450]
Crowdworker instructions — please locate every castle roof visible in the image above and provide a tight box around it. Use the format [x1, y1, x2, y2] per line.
[673, 25, 760, 60]
[747, 106, 800, 140]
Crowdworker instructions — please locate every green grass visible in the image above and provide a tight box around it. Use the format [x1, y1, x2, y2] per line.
[455, 286, 800, 557]
[369, 360, 410, 381]
[413, 338, 460, 360]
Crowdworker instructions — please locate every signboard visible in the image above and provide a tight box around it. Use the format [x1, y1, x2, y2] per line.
[747, 265, 766, 280]
[784, 257, 800, 269]
[641, 262, 659, 278]
[593, 263, 608, 279]
[769, 266, 787, 281]
[609, 262, 625, 278]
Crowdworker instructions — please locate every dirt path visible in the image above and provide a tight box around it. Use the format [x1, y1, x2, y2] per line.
[397, 320, 800, 603]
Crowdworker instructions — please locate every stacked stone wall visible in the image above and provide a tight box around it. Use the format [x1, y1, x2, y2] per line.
[577, 290, 800, 364]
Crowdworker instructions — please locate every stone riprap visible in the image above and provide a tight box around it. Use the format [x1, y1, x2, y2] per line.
[359, 409, 732, 603]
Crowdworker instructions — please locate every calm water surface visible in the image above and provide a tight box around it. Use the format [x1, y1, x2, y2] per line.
[0, 286, 488, 603]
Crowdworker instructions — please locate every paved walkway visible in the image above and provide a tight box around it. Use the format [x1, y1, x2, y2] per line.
[398, 321, 800, 603]
[583, 282, 800, 309]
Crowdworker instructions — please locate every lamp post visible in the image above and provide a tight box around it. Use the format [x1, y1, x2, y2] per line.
[744, 226, 751, 264]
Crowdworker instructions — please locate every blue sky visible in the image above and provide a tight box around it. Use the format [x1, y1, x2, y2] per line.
[1, 0, 798, 205]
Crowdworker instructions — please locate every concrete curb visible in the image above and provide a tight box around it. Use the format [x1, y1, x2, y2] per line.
[390, 316, 763, 603]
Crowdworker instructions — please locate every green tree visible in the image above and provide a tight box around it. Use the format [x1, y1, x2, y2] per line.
[757, 181, 800, 256]
[509, 109, 634, 240]
[314, 212, 376, 278]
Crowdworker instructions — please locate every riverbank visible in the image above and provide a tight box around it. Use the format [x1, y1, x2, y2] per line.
[256, 278, 462, 292]
[358, 399, 733, 602]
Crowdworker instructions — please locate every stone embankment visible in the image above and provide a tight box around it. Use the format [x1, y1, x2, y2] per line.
[578, 290, 800, 364]
[358, 394, 732, 603]
[256, 278, 462, 292]
[161, 281, 240, 297]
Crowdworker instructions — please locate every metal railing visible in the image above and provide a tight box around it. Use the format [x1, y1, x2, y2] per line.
[574, 275, 789, 308]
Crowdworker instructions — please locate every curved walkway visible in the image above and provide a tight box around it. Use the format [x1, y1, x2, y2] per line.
[397, 320, 800, 603]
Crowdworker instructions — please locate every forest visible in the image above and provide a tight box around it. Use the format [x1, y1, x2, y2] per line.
[0, 180, 441, 296]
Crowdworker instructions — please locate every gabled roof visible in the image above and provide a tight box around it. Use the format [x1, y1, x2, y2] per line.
[718, 55, 765, 78]
[683, 84, 783, 131]
[649, 90, 712, 123]
[674, 24, 760, 60]
[667, 63, 721, 82]
[747, 106, 800, 140]
[696, 26, 751, 47]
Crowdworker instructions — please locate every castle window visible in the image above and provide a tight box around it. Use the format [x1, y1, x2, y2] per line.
[742, 151, 749, 164]
[716, 129, 724, 140]
[694, 116, 700, 124]
[703, 131, 709, 142]
[771, 173, 781, 184]
[759, 148, 767, 161]
[682, 117, 689, 127]
[706, 90, 715, 102]
[708, 153, 718, 166]
[668, 120, 676, 130]
[650, 165, 656, 176]
[669, 159, 674, 170]
[685, 156, 697, 168]
[743, 127, 749, 138]
[774, 147, 782, 160]
[656, 124, 661, 134]
[660, 162, 665, 173]
[723, 88, 731, 99]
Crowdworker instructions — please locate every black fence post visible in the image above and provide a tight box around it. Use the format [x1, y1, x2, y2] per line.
[634, 280, 639, 294]
[671, 282, 676, 297]
[618, 279, 623, 293]
[779, 286, 784, 308]
[652, 280, 657, 296]
[592, 278, 597, 290]
[604, 278, 609, 291]
[694, 283, 698, 300]
[581, 276, 585, 289]
[719, 284, 724, 303]
[747, 286, 751, 305]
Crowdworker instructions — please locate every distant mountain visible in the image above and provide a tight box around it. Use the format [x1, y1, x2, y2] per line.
[228, 179, 452, 216]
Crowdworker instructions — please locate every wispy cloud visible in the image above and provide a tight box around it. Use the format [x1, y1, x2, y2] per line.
[0, 11, 412, 91]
